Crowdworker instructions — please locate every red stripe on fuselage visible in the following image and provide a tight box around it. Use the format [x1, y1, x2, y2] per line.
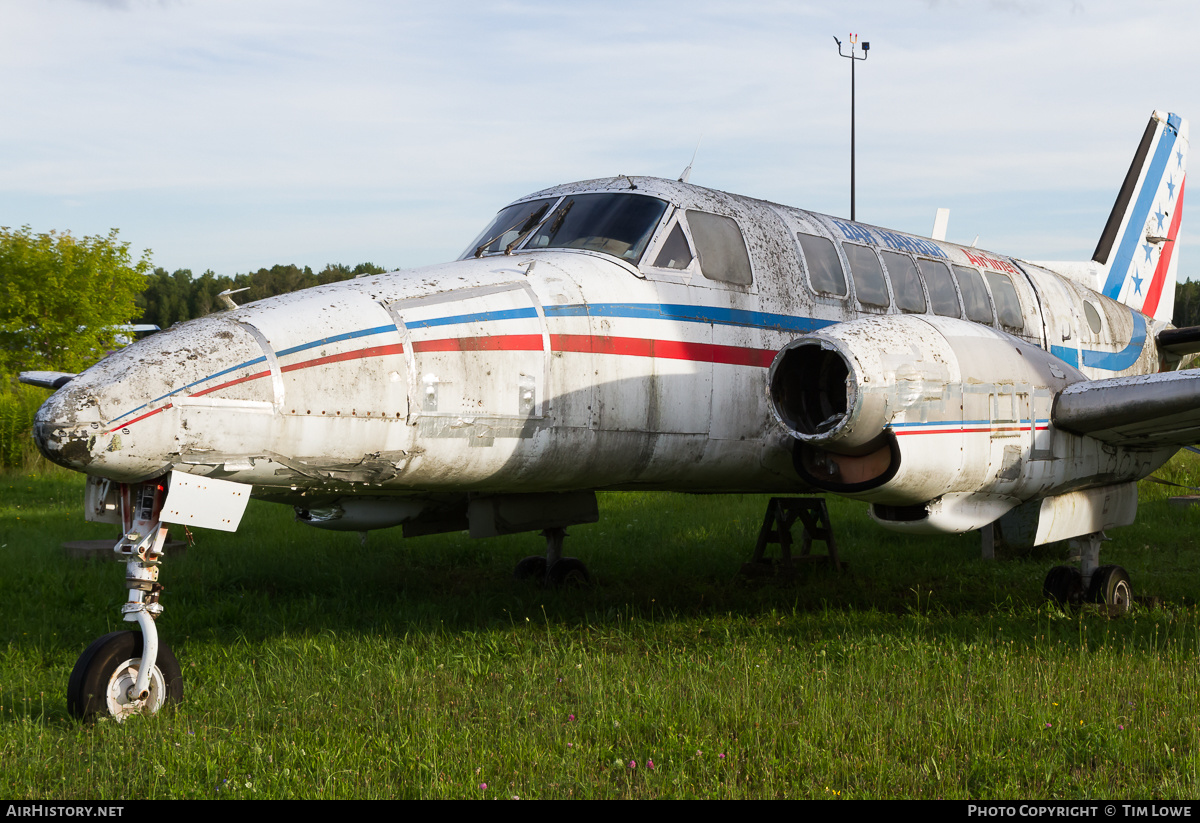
[411, 335, 543, 353]
[409, 332, 778, 366]
[191, 369, 272, 397]
[551, 334, 777, 367]
[894, 424, 1048, 436]
[110, 403, 174, 432]
[280, 343, 406, 372]
[108, 333, 778, 432]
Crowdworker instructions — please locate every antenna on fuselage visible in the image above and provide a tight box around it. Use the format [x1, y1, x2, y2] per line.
[678, 137, 703, 183]
[217, 288, 249, 311]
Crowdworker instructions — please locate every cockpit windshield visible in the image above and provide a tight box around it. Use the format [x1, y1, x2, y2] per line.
[464, 197, 558, 258]
[464, 192, 669, 264]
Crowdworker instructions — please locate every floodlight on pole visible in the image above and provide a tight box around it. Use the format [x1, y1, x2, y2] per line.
[834, 34, 869, 221]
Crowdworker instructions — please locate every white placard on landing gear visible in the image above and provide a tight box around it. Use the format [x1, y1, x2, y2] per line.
[160, 471, 251, 532]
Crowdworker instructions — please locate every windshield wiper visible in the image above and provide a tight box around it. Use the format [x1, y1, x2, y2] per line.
[499, 199, 568, 254]
[473, 204, 552, 258]
[505, 199, 574, 255]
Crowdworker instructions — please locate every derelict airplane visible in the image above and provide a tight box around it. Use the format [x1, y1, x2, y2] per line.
[23, 110, 1196, 721]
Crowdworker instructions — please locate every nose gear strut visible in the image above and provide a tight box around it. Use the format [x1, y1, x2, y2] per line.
[67, 478, 183, 720]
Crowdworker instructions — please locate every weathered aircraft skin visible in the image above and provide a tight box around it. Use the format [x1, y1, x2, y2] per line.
[36, 159, 1180, 520]
[26, 110, 1199, 719]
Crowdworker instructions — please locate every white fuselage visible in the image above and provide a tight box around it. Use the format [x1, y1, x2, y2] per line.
[32, 176, 1177, 534]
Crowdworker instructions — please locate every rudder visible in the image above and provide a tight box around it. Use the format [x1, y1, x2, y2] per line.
[1094, 111, 1188, 322]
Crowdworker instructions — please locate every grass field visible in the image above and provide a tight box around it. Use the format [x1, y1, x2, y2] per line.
[2, 457, 1200, 799]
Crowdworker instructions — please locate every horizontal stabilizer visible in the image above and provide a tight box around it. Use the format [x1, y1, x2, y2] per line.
[1054, 369, 1200, 446]
[18, 371, 75, 390]
[1156, 325, 1200, 357]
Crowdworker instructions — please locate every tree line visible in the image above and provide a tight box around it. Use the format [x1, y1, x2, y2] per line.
[1171, 280, 1200, 328]
[1, 223, 394, 374]
[128, 270, 1200, 331]
[137, 262, 389, 330]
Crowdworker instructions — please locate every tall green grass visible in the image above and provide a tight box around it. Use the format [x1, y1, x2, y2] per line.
[0, 378, 44, 470]
[2, 459, 1200, 798]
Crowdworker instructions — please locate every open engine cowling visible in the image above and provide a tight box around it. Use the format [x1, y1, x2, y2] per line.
[768, 315, 1088, 533]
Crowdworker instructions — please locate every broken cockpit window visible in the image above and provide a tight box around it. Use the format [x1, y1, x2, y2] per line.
[525, 193, 669, 262]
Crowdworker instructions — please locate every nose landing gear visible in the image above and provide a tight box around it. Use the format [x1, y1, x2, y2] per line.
[68, 479, 181, 721]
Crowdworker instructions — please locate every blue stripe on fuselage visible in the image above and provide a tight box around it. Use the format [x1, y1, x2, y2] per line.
[404, 308, 540, 329]
[543, 303, 832, 334]
[1050, 309, 1146, 371]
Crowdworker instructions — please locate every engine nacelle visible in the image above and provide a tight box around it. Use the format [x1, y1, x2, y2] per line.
[769, 315, 1095, 533]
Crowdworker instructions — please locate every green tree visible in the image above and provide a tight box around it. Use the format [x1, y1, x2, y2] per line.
[0, 226, 151, 374]
[1174, 279, 1200, 328]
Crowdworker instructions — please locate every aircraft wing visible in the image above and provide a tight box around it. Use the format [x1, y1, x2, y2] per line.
[1054, 368, 1200, 446]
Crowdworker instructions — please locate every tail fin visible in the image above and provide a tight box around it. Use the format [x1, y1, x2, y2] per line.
[1094, 111, 1188, 322]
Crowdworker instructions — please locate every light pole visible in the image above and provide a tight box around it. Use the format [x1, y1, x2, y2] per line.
[834, 34, 869, 221]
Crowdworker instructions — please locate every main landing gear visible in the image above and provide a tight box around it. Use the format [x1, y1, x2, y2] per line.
[1042, 532, 1133, 615]
[68, 479, 182, 721]
[513, 527, 592, 586]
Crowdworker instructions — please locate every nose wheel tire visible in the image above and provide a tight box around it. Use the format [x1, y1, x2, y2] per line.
[1088, 565, 1133, 614]
[67, 631, 183, 721]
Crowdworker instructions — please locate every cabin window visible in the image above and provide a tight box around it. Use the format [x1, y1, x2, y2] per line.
[651, 222, 694, 270]
[524, 192, 669, 262]
[686, 210, 753, 285]
[918, 259, 960, 317]
[953, 265, 994, 324]
[464, 197, 558, 257]
[1083, 300, 1103, 334]
[796, 233, 847, 296]
[844, 243, 890, 307]
[881, 251, 925, 313]
[984, 272, 1024, 331]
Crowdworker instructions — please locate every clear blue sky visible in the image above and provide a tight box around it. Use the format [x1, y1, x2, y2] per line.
[3, 0, 1198, 281]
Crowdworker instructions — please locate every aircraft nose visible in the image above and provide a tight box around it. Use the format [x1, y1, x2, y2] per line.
[32, 315, 271, 481]
[33, 379, 104, 473]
